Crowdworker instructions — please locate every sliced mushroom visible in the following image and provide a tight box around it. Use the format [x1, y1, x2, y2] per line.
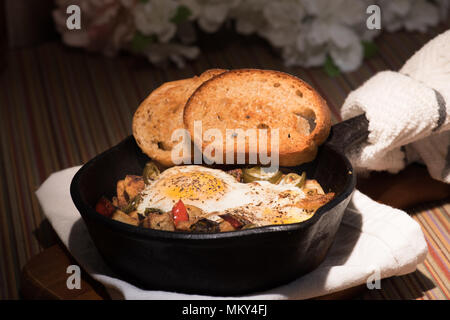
[189, 219, 220, 233]
[184, 205, 205, 223]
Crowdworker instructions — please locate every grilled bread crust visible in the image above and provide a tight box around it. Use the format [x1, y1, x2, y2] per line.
[183, 69, 331, 166]
[132, 69, 227, 167]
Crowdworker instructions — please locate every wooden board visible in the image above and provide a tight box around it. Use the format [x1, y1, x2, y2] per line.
[21, 243, 110, 300]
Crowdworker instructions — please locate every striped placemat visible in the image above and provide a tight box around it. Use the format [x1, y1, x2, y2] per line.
[359, 201, 449, 300]
[0, 22, 449, 299]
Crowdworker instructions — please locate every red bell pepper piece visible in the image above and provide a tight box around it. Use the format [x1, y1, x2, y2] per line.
[220, 214, 243, 229]
[95, 196, 116, 217]
[172, 200, 189, 226]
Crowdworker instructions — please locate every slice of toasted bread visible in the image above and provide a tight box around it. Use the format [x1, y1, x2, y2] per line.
[183, 69, 331, 167]
[132, 69, 227, 167]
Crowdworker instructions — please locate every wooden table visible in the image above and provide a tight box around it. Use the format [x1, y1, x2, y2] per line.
[20, 164, 450, 300]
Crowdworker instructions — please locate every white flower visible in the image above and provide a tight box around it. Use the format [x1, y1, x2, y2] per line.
[187, 0, 240, 33]
[231, 0, 268, 35]
[436, 0, 450, 20]
[302, 0, 366, 26]
[263, 0, 305, 30]
[328, 25, 363, 72]
[259, 0, 305, 47]
[53, 0, 135, 55]
[379, 0, 439, 33]
[232, 0, 305, 50]
[134, 0, 178, 43]
[403, 0, 440, 32]
[53, 0, 447, 71]
[285, 34, 327, 68]
[145, 43, 200, 68]
[120, 0, 137, 8]
[297, 0, 366, 71]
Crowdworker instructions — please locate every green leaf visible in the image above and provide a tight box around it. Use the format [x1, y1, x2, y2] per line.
[139, 0, 149, 3]
[362, 41, 378, 59]
[170, 5, 192, 24]
[324, 55, 341, 77]
[130, 32, 155, 53]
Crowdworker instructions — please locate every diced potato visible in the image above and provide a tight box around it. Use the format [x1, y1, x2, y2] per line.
[124, 175, 145, 199]
[116, 180, 127, 208]
[219, 220, 235, 232]
[116, 175, 145, 209]
[295, 193, 335, 213]
[128, 210, 140, 220]
[111, 210, 139, 226]
[175, 220, 192, 231]
[141, 212, 175, 231]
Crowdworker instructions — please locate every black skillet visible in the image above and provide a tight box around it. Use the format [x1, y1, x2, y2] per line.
[70, 114, 369, 296]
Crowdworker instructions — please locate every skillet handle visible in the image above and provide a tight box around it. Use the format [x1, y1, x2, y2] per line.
[325, 113, 370, 153]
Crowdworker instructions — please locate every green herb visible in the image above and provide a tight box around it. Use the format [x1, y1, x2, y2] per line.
[170, 5, 192, 24]
[324, 55, 340, 77]
[362, 41, 378, 59]
[145, 208, 164, 215]
[130, 32, 156, 53]
[122, 194, 142, 214]
[143, 161, 160, 184]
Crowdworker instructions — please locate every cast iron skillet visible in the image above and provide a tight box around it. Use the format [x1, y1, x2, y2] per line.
[70, 114, 369, 296]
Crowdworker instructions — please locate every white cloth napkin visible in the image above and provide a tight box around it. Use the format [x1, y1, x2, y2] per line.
[341, 30, 450, 182]
[36, 166, 427, 300]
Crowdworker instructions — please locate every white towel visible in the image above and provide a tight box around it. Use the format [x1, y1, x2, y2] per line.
[36, 166, 427, 300]
[341, 30, 450, 182]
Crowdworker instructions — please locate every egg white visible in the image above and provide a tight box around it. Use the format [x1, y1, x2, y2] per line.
[137, 165, 310, 226]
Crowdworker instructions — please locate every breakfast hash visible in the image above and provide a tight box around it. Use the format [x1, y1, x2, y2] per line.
[95, 162, 334, 233]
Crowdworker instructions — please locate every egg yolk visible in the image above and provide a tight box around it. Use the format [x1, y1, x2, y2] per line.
[161, 172, 226, 200]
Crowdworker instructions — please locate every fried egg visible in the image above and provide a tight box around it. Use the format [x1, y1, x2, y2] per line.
[137, 165, 313, 226]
